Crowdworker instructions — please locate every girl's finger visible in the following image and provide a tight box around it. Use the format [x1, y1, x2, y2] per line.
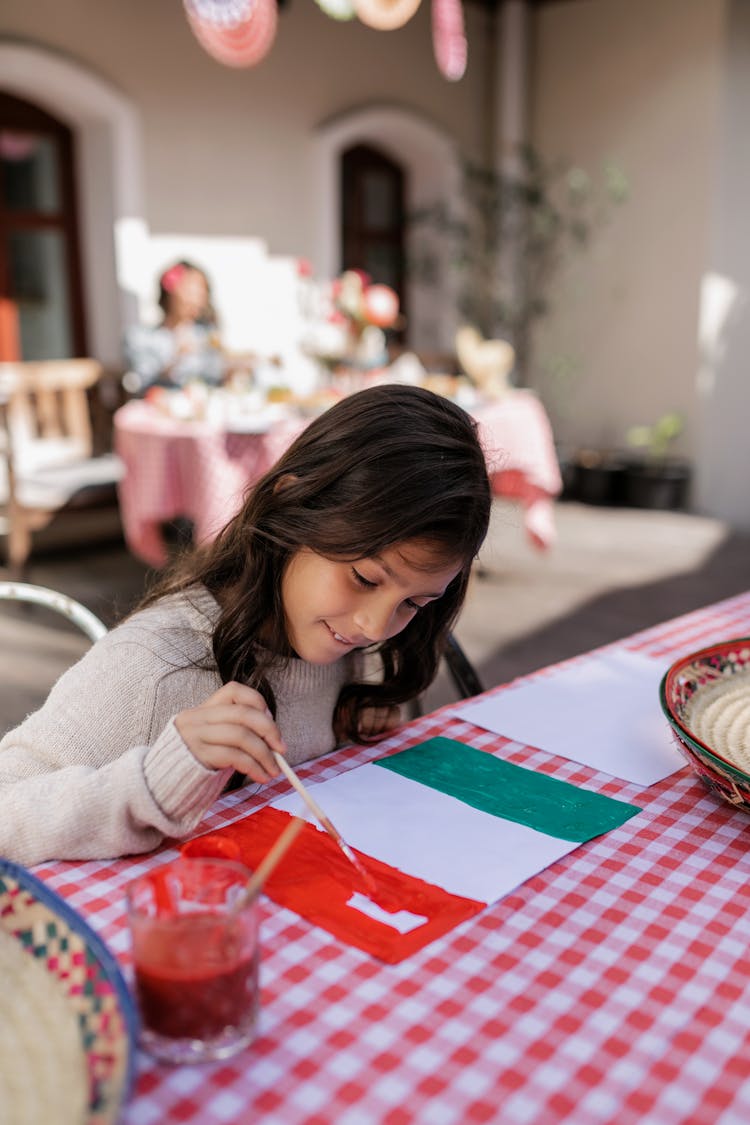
[180, 723, 280, 780]
[195, 720, 281, 772]
[181, 703, 286, 756]
[209, 681, 270, 712]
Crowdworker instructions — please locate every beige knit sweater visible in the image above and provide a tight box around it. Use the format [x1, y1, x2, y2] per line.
[0, 587, 353, 866]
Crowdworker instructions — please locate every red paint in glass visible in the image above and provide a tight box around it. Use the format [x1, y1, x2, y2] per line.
[132, 913, 259, 1040]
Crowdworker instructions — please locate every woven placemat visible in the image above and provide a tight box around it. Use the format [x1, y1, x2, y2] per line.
[0, 860, 138, 1125]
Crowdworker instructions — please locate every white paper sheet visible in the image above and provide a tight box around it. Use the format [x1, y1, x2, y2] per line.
[455, 648, 684, 786]
[272, 765, 580, 904]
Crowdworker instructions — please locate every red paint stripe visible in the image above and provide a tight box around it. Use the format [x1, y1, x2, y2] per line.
[183, 808, 485, 964]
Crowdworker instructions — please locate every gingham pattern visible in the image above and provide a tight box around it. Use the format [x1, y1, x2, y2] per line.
[114, 402, 307, 568]
[33, 591, 750, 1124]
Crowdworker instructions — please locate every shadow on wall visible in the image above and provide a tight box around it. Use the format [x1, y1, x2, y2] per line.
[477, 528, 750, 691]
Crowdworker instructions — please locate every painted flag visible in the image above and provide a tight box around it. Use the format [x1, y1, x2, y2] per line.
[185, 738, 641, 962]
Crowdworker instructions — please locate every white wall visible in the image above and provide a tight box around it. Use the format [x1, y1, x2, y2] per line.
[528, 0, 725, 465]
[695, 0, 750, 526]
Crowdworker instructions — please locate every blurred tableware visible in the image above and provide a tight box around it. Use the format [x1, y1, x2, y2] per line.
[127, 856, 260, 1064]
[660, 637, 750, 812]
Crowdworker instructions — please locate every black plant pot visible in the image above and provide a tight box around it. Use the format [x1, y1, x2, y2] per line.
[572, 457, 630, 506]
[621, 459, 692, 510]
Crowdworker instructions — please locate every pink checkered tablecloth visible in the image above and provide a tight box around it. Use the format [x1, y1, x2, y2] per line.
[114, 391, 562, 568]
[114, 400, 309, 568]
[31, 590, 750, 1124]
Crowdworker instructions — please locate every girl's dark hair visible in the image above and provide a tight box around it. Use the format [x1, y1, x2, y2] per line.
[157, 259, 216, 326]
[146, 384, 491, 741]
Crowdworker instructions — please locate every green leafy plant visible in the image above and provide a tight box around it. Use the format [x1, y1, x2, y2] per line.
[626, 413, 684, 461]
[408, 144, 628, 374]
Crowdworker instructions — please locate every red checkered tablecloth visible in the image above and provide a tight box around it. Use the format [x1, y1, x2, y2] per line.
[33, 591, 750, 1124]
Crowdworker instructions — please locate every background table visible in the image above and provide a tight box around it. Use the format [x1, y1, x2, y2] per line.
[114, 388, 562, 568]
[113, 400, 308, 568]
[32, 590, 750, 1124]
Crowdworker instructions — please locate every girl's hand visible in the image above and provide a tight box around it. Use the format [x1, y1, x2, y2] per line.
[174, 681, 287, 783]
[357, 704, 402, 742]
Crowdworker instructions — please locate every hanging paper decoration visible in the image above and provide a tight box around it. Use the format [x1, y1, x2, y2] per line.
[354, 0, 422, 32]
[184, 0, 255, 22]
[313, 0, 357, 21]
[431, 0, 467, 82]
[185, 0, 467, 77]
[184, 0, 278, 68]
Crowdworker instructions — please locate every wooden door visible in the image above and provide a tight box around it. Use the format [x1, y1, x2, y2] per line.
[341, 143, 406, 336]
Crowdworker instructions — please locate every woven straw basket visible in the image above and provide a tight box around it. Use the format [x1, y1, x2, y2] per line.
[660, 638, 750, 813]
[0, 859, 138, 1125]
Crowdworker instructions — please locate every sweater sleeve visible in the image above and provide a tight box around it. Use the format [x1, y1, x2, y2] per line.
[0, 632, 232, 866]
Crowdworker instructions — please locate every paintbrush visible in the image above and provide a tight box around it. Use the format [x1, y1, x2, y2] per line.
[272, 750, 378, 896]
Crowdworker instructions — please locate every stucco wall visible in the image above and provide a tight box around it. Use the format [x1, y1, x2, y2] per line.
[528, 0, 726, 464]
[695, 0, 750, 525]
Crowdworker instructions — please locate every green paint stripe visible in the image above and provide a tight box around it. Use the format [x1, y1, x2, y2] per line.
[375, 737, 641, 843]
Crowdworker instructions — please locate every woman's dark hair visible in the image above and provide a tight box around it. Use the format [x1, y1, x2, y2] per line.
[146, 384, 491, 741]
[157, 258, 216, 325]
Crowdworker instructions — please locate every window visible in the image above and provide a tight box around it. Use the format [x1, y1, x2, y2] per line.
[341, 143, 406, 336]
[0, 91, 86, 360]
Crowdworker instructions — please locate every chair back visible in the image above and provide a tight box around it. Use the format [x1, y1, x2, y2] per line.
[0, 359, 102, 462]
[0, 360, 123, 577]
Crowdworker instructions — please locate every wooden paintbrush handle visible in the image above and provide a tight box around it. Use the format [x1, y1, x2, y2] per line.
[272, 751, 340, 842]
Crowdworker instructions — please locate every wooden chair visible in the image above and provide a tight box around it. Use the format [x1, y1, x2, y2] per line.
[0, 359, 124, 578]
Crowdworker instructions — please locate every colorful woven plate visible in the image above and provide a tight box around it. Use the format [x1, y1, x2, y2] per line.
[660, 638, 750, 813]
[0, 859, 138, 1125]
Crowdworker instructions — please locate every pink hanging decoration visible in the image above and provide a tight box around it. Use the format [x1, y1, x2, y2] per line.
[184, 0, 277, 68]
[184, 0, 255, 22]
[431, 0, 467, 82]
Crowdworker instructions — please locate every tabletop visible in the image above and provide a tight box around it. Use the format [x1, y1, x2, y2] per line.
[113, 387, 562, 568]
[33, 591, 750, 1125]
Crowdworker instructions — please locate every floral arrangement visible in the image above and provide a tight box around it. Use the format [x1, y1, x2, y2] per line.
[298, 265, 400, 371]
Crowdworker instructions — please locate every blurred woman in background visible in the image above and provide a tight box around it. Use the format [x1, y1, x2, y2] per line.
[123, 259, 226, 394]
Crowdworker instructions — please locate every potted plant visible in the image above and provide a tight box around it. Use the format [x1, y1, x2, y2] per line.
[621, 412, 691, 510]
[407, 146, 628, 377]
[568, 446, 631, 506]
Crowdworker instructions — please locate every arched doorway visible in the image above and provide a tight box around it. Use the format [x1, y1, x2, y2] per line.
[341, 142, 406, 330]
[0, 92, 86, 361]
[313, 105, 461, 355]
[0, 41, 147, 367]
